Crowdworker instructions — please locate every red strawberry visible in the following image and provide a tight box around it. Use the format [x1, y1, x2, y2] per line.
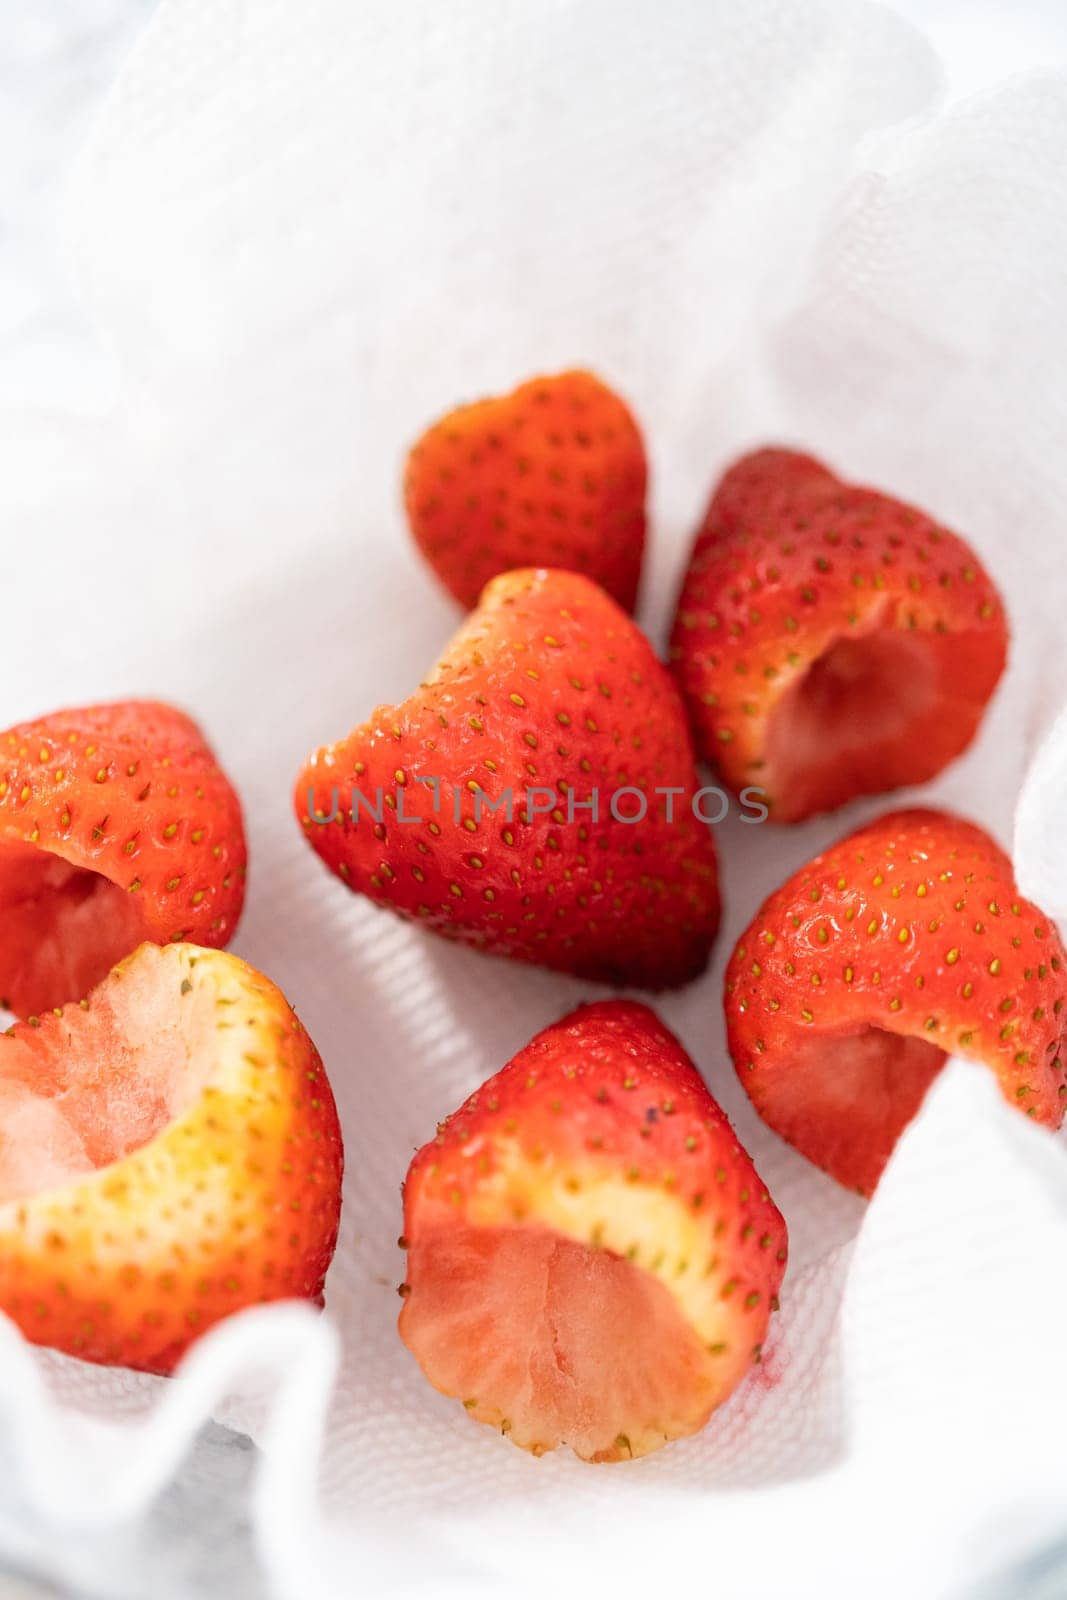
[725, 808, 1067, 1195]
[404, 370, 647, 612]
[399, 1000, 786, 1460]
[0, 700, 246, 1017]
[670, 449, 1008, 822]
[295, 569, 720, 989]
[0, 940, 342, 1373]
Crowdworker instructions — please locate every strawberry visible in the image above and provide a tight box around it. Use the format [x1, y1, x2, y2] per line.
[294, 569, 720, 988]
[725, 808, 1067, 1195]
[0, 940, 342, 1373]
[399, 1000, 786, 1460]
[0, 700, 246, 1017]
[404, 370, 647, 612]
[669, 449, 1008, 822]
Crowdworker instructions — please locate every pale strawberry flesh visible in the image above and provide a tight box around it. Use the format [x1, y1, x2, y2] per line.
[402, 1223, 713, 1460]
[0, 942, 221, 1204]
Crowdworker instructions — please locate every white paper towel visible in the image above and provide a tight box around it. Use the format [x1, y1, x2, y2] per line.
[2, 1, 1067, 1595]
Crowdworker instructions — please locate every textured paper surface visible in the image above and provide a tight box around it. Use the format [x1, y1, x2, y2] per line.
[2, 2, 1067, 1595]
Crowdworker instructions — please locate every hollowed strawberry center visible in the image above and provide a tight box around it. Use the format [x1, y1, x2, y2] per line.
[762, 1022, 946, 1193]
[400, 1222, 713, 1460]
[0, 944, 214, 1205]
[0, 840, 151, 1018]
[764, 626, 939, 820]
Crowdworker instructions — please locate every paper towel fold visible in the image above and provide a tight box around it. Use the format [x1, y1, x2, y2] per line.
[2, 1, 1067, 1595]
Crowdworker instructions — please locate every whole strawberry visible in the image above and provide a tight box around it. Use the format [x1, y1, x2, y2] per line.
[725, 808, 1067, 1194]
[404, 370, 647, 612]
[295, 569, 720, 988]
[0, 941, 342, 1373]
[670, 449, 1008, 822]
[399, 1000, 786, 1461]
[0, 701, 246, 1017]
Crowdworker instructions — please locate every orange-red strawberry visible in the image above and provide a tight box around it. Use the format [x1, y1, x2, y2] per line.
[294, 569, 720, 989]
[0, 700, 246, 1017]
[670, 449, 1008, 822]
[404, 370, 647, 612]
[399, 1000, 786, 1461]
[0, 941, 342, 1373]
[725, 808, 1067, 1195]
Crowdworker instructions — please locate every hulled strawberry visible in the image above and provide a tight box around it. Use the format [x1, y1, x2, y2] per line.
[0, 700, 246, 1017]
[404, 370, 647, 612]
[0, 941, 343, 1373]
[399, 1000, 786, 1460]
[670, 449, 1008, 822]
[725, 808, 1067, 1194]
[295, 569, 720, 989]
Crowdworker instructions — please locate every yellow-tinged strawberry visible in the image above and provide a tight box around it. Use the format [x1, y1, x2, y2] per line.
[0, 941, 342, 1374]
[399, 1001, 786, 1461]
